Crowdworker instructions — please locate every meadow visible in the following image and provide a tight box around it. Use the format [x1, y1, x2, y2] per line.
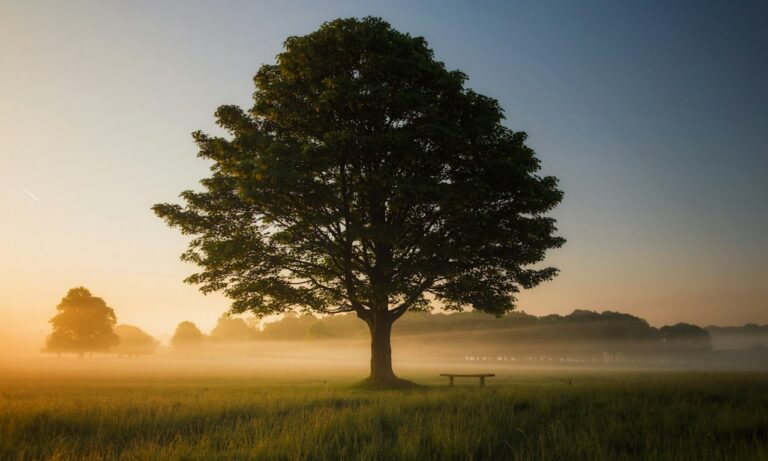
[1, 361, 767, 461]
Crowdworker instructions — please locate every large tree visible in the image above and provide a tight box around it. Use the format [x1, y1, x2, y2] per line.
[45, 287, 120, 356]
[154, 17, 564, 385]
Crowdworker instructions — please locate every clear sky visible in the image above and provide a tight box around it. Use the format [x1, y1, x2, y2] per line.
[1, 0, 766, 345]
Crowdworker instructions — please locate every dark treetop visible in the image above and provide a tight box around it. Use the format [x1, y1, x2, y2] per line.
[153, 16, 563, 335]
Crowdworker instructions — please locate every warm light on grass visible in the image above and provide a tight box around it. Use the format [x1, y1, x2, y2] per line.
[1, 370, 766, 460]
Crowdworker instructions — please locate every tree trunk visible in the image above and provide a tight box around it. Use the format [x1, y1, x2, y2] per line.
[367, 313, 397, 383]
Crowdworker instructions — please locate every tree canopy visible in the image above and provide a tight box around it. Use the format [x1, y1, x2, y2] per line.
[154, 17, 564, 384]
[171, 321, 205, 351]
[45, 287, 119, 355]
[113, 324, 159, 356]
[661, 323, 712, 351]
[210, 315, 260, 342]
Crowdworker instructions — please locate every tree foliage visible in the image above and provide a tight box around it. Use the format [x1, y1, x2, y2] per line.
[45, 287, 119, 355]
[153, 17, 564, 382]
[171, 321, 205, 351]
[210, 315, 261, 342]
[661, 323, 712, 351]
[113, 324, 159, 356]
[153, 16, 563, 320]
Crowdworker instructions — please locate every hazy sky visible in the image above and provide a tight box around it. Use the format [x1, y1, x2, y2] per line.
[1, 0, 766, 344]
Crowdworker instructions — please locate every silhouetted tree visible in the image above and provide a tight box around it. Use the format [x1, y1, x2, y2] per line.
[113, 324, 159, 357]
[706, 324, 768, 351]
[153, 17, 564, 385]
[45, 287, 119, 356]
[210, 315, 261, 342]
[661, 323, 712, 351]
[310, 313, 368, 340]
[171, 321, 205, 352]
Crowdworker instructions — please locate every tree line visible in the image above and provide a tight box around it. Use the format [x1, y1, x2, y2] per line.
[202, 309, 719, 355]
[45, 287, 767, 358]
[44, 287, 158, 357]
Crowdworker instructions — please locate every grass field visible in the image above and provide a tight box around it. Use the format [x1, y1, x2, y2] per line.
[1, 364, 767, 460]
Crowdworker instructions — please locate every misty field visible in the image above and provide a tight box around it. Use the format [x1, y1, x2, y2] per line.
[1, 368, 767, 461]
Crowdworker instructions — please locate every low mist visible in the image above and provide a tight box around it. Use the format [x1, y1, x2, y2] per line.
[4, 310, 766, 379]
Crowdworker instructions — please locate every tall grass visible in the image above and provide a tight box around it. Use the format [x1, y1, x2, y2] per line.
[1, 371, 766, 460]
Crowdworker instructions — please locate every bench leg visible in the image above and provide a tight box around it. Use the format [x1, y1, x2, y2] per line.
[480, 376, 485, 387]
[449, 376, 454, 387]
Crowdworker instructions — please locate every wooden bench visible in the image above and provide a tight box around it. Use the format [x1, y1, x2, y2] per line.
[440, 373, 495, 387]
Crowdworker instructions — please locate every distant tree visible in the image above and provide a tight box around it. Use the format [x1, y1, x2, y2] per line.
[171, 321, 205, 352]
[45, 287, 119, 357]
[113, 324, 159, 357]
[706, 323, 768, 351]
[306, 320, 336, 339]
[661, 323, 712, 351]
[262, 313, 318, 341]
[311, 314, 368, 339]
[210, 315, 261, 342]
[153, 17, 564, 386]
